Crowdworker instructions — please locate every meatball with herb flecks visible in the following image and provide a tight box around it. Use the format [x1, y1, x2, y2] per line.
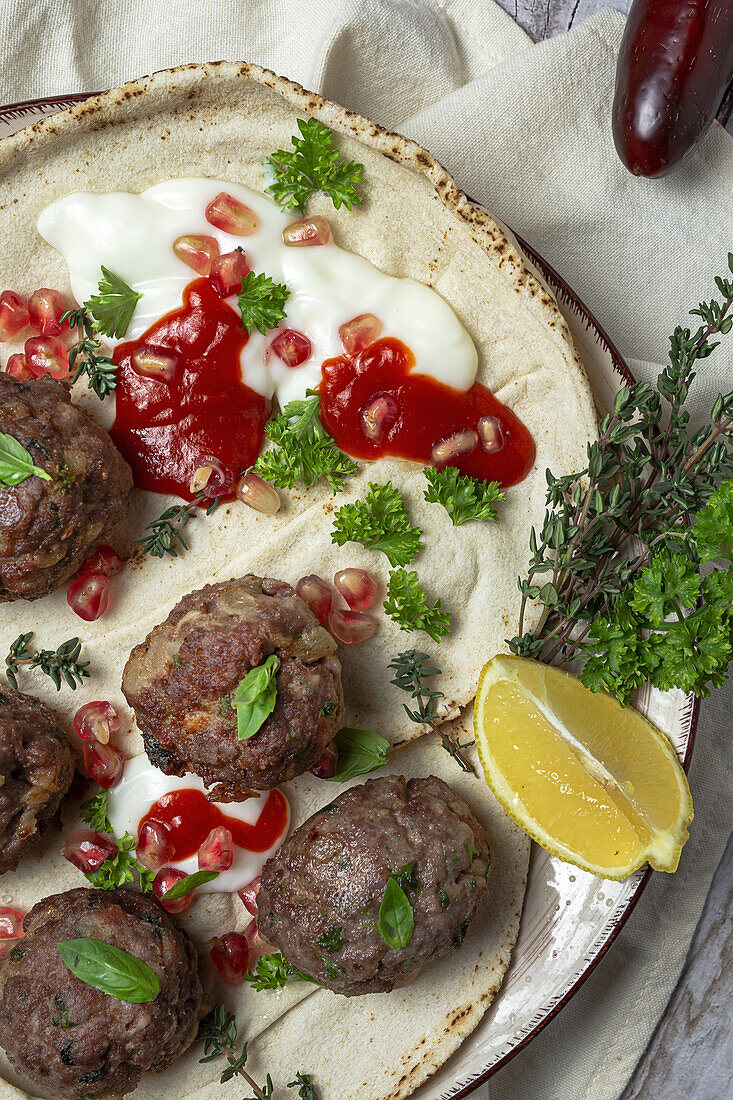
[0, 688, 74, 874]
[0, 373, 132, 601]
[0, 887, 202, 1099]
[122, 575, 344, 800]
[257, 774, 491, 996]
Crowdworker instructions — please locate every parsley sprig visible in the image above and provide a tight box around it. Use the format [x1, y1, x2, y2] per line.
[62, 307, 118, 399]
[384, 569, 451, 642]
[253, 390, 358, 494]
[389, 650, 475, 773]
[510, 256, 733, 704]
[79, 789, 155, 892]
[79, 789, 113, 833]
[84, 267, 141, 339]
[266, 118, 364, 214]
[332, 482, 423, 566]
[5, 632, 89, 691]
[237, 272, 289, 335]
[423, 466, 505, 526]
[244, 951, 317, 991]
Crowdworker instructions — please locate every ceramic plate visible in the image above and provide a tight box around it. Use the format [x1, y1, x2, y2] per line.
[0, 94, 698, 1098]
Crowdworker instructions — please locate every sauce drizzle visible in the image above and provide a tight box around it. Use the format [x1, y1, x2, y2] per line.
[138, 788, 288, 861]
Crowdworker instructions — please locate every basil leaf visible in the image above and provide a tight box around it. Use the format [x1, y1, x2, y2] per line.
[329, 727, 389, 782]
[377, 877, 414, 950]
[162, 869, 219, 899]
[0, 432, 52, 487]
[58, 938, 160, 1003]
[231, 654, 280, 740]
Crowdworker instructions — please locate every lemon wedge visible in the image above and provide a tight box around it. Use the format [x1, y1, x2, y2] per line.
[474, 655, 693, 879]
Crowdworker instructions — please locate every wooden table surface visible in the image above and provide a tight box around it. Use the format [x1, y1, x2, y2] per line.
[492, 3, 733, 1097]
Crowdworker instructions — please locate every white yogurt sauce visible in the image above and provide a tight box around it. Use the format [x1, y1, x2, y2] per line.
[106, 753, 290, 894]
[37, 178, 478, 404]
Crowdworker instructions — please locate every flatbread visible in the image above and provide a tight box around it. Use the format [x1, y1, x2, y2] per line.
[0, 61, 594, 1098]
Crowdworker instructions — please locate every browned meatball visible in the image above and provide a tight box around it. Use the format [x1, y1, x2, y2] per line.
[0, 373, 132, 601]
[122, 575, 344, 799]
[258, 774, 491, 996]
[0, 688, 75, 873]
[0, 887, 202, 1099]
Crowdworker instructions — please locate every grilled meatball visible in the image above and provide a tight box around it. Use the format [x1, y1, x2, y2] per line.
[122, 575, 344, 800]
[258, 774, 491, 996]
[0, 373, 132, 601]
[0, 887, 202, 1099]
[0, 688, 74, 874]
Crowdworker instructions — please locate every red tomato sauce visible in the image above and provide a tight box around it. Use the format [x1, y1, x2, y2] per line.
[111, 279, 270, 501]
[319, 337, 535, 486]
[138, 788, 288, 861]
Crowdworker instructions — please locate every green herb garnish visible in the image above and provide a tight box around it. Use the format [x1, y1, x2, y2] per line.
[135, 491, 219, 559]
[423, 466, 505, 526]
[85, 832, 154, 894]
[389, 649, 475, 774]
[377, 877, 414, 951]
[62, 307, 118, 398]
[329, 727, 389, 782]
[390, 862, 419, 894]
[84, 267, 141, 339]
[237, 272, 289, 335]
[0, 432, 51, 486]
[57, 939, 160, 1003]
[198, 1003, 291, 1099]
[79, 789, 112, 833]
[162, 869, 219, 899]
[231, 654, 280, 740]
[244, 951, 317, 991]
[4, 632, 89, 691]
[265, 118, 364, 214]
[253, 390, 358, 494]
[288, 1071, 319, 1100]
[317, 925, 345, 953]
[332, 481, 422, 567]
[383, 569, 451, 642]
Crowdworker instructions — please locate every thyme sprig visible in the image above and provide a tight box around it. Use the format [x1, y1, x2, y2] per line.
[135, 491, 220, 559]
[389, 650, 475, 774]
[62, 307, 118, 400]
[5, 632, 89, 691]
[510, 256, 733, 703]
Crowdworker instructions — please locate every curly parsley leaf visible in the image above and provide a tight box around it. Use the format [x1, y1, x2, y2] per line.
[231, 655, 280, 740]
[253, 391, 358, 494]
[85, 267, 141, 339]
[377, 877, 414, 950]
[244, 951, 317, 991]
[79, 789, 112, 833]
[85, 832, 154, 893]
[0, 432, 52, 486]
[693, 478, 733, 561]
[384, 569, 451, 642]
[423, 466, 505, 526]
[265, 118, 364, 214]
[629, 548, 701, 625]
[332, 482, 422, 567]
[329, 727, 389, 782]
[237, 271, 289, 335]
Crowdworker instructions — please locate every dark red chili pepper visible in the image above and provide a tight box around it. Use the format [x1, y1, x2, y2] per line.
[612, 0, 733, 177]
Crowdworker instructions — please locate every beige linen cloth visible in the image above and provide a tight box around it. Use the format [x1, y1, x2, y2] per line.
[0, 1, 731, 1098]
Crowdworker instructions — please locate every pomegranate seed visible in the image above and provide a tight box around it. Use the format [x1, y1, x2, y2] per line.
[0, 908, 25, 940]
[205, 192, 259, 236]
[238, 876, 261, 917]
[4, 353, 33, 380]
[83, 740, 125, 789]
[78, 545, 125, 579]
[210, 932, 250, 984]
[190, 455, 234, 499]
[269, 329, 312, 368]
[24, 336, 69, 380]
[334, 568, 377, 611]
[244, 915, 274, 954]
[0, 292, 29, 341]
[339, 313, 384, 356]
[131, 344, 180, 382]
[153, 868, 193, 914]
[198, 826, 234, 872]
[28, 289, 66, 336]
[173, 234, 220, 276]
[209, 249, 250, 297]
[311, 742, 338, 779]
[67, 572, 111, 621]
[136, 820, 175, 871]
[478, 415, 505, 454]
[361, 393, 398, 444]
[63, 830, 117, 874]
[73, 701, 121, 745]
[282, 215, 332, 247]
[235, 472, 281, 516]
[431, 429, 479, 468]
[328, 608, 376, 645]
[296, 574, 332, 622]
